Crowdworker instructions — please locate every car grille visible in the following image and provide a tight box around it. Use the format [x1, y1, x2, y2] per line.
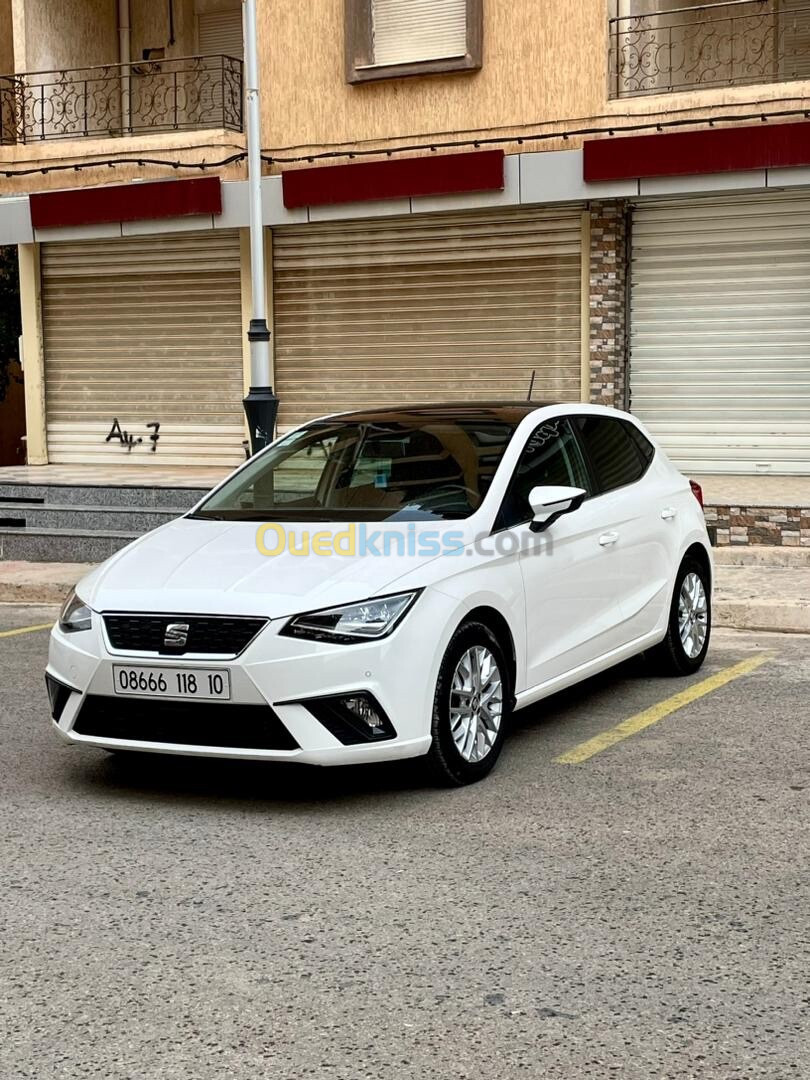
[73, 695, 299, 751]
[103, 614, 267, 656]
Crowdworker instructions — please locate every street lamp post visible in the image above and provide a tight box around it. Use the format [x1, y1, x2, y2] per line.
[241, 0, 278, 455]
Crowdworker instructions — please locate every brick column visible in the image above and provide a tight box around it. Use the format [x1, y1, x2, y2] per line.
[588, 201, 628, 409]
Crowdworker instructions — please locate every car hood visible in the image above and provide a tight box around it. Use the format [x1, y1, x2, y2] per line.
[78, 517, 475, 618]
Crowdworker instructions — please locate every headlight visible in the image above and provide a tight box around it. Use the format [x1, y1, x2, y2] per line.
[281, 591, 419, 644]
[59, 588, 93, 633]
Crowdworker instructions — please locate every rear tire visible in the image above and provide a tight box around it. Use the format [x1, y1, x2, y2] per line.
[424, 620, 512, 787]
[648, 557, 711, 676]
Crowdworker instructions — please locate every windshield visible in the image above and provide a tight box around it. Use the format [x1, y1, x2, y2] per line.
[192, 416, 519, 522]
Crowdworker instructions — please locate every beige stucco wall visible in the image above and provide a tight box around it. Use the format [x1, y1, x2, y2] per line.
[10, 0, 200, 73]
[3, 0, 810, 194]
[3, 0, 245, 75]
[0, 127, 245, 194]
[131, 0, 195, 63]
[257, 0, 810, 161]
[15, 0, 118, 72]
[259, 0, 607, 150]
[0, 0, 13, 74]
[10, 0, 23, 71]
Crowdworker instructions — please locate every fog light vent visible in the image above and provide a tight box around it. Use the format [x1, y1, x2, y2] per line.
[303, 691, 396, 745]
[45, 674, 76, 723]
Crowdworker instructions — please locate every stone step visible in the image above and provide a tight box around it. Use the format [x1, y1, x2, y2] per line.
[0, 528, 139, 563]
[0, 483, 208, 509]
[0, 503, 185, 533]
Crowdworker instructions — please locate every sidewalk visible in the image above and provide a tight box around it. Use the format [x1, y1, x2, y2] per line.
[0, 561, 94, 606]
[1, 550, 809, 633]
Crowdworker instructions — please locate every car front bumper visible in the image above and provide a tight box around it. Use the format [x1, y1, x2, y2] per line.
[46, 590, 459, 765]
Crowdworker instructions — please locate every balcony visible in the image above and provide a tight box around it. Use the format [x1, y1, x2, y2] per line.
[0, 54, 242, 144]
[609, 0, 810, 98]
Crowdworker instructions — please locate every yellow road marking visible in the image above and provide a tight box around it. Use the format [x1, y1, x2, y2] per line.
[0, 622, 53, 639]
[555, 653, 773, 765]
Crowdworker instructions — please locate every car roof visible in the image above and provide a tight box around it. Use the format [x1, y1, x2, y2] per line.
[313, 401, 561, 425]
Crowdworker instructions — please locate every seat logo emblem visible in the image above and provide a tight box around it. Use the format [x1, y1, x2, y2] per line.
[164, 622, 190, 648]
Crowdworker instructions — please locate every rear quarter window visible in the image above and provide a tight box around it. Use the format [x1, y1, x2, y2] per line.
[623, 421, 656, 468]
[573, 416, 649, 494]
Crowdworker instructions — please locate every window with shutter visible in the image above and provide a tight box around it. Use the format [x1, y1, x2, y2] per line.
[778, 0, 810, 80]
[198, 9, 244, 60]
[372, 0, 466, 66]
[346, 0, 482, 83]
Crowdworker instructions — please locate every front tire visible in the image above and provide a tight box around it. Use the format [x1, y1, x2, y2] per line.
[648, 557, 711, 676]
[425, 620, 511, 786]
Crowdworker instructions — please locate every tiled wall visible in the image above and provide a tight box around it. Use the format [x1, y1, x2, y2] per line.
[588, 201, 628, 409]
[705, 504, 810, 546]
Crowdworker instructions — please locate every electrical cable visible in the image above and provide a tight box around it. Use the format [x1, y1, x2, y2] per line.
[2, 103, 809, 179]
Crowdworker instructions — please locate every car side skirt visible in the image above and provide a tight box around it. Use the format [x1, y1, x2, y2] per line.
[514, 628, 665, 713]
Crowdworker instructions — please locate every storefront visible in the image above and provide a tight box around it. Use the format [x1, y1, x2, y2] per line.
[580, 116, 810, 480]
[39, 229, 246, 467]
[271, 204, 586, 431]
[629, 190, 810, 476]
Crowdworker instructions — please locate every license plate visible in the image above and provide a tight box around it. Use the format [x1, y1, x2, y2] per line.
[112, 665, 231, 701]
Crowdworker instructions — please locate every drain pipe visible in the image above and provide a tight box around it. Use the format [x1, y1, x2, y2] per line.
[118, 0, 131, 133]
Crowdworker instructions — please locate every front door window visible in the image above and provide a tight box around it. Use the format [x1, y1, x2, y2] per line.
[496, 417, 591, 532]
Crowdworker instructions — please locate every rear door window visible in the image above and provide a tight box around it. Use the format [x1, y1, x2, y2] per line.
[572, 415, 647, 494]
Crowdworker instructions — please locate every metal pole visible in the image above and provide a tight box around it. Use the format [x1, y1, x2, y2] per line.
[241, 0, 278, 455]
[118, 0, 131, 134]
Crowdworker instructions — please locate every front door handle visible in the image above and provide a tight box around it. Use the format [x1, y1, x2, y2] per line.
[661, 507, 678, 521]
[599, 531, 619, 547]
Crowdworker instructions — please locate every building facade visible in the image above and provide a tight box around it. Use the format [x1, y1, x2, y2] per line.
[1, 0, 810, 486]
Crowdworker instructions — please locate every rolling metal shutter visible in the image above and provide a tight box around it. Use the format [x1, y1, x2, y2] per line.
[371, 0, 466, 66]
[780, 0, 810, 79]
[272, 205, 584, 431]
[198, 9, 244, 58]
[41, 230, 245, 467]
[629, 191, 810, 475]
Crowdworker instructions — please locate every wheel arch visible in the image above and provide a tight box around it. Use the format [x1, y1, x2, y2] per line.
[461, 605, 518, 703]
[682, 541, 713, 591]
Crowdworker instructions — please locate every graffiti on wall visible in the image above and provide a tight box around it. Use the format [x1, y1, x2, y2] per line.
[105, 419, 161, 453]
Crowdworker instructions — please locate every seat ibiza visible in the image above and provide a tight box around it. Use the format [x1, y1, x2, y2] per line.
[47, 403, 712, 785]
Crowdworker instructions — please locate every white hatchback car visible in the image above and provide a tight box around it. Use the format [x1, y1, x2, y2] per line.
[47, 403, 712, 785]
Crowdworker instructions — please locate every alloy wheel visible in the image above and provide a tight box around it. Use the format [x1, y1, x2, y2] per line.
[449, 645, 504, 763]
[678, 571, 708, 660]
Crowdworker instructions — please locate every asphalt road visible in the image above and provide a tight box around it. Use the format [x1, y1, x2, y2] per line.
[1, 605, 808, 1080]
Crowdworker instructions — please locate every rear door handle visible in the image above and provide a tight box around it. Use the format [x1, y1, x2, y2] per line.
[661, 507, 678, 521]
[598, 531, 619, 547]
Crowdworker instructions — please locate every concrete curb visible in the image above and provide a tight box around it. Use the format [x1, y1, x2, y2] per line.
[712, 547, 810, 568]
[714, 601, 810, 634]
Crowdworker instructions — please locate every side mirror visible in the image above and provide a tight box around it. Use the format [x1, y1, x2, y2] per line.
[528, 485, 586, 533]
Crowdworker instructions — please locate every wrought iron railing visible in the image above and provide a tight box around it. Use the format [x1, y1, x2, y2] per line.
[610, 0, 810, 97]
[0, 54, 242, 143]
[0, 75, 22, 145]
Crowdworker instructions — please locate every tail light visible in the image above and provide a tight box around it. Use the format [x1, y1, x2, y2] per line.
[689, 479, 704, 508]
